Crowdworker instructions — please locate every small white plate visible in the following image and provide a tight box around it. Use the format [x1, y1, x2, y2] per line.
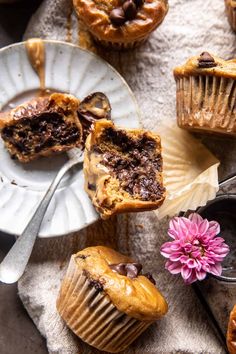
[0, 40, 141, 238]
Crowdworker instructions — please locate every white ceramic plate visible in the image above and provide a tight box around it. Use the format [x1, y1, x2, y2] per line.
[0, 40, 140, 238]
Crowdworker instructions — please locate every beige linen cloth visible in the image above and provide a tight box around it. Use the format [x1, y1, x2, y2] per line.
[18, 0, 236, 353]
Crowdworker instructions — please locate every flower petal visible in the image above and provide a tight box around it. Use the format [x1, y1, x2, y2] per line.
[208, 221, 220, 236]
[189, 213, 203, 225]
[165, 260, 182, 274]
[209, 263, 222, 276]
[198, 219, 209, 235]
[196, 269, 207, 281]
[181, 265, 192, 280]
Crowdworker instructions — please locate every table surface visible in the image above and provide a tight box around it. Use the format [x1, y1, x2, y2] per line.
[0, 2, 48, 353]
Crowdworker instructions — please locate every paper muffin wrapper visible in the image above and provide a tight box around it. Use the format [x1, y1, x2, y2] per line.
[93, 35, 148, 50]
[155, 124, 220, 218]
[57, 256, 152, 353]
[176, 75, 236, 136]
[225, 0, 236, 32]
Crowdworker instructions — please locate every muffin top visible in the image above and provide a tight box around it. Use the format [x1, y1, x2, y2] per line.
[74, 246, 168, 321]
[73, 0, 168, 43]
[226, 0, 236, 8]
[227, 305, 236, 354]
[174, 52, 236, 79]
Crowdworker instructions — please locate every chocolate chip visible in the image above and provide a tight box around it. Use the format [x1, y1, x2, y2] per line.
[109, 262, 142, 279]
[89, 279, 104, 292]
[198, 52, 217, 68]
[109, 263, 127, 276]
[110, 8, 126, 26]
[77, 254, 87, 260]
[144, 272, 156, 285]
[122, 0, 137, 20]
[134, 0, 144, 7]
[88, 182, 96, 191]
[126, 263, 142, 278]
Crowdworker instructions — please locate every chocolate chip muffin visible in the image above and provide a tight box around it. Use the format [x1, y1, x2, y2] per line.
[73, 0, 169, 49]
[83, 119, 165, 219]
[57, 246, 168, 353]
[227, 305, 236, 354]
[174, 52, 236, 137]
[0, 93, 82, 162]
[225, 0, 236, 32]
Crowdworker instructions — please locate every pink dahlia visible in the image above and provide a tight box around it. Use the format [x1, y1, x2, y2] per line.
[160, 213, 230, 285]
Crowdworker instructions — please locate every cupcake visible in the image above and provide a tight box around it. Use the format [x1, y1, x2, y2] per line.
[73, 0, 169, 49]
[57, 246, 168, 353]
[174, 52, 236, 137]
[83, 119, 165, 219]
[225, 0, 236, 32]
[227, 305, 236, 354]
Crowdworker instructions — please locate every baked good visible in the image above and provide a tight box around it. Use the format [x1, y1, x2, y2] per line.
[83, 119, 165, 219]
[78, 92, 111, 142]
[73, 0, 169, 49]
[227, 305, 236, 354]
[174, 52, 236, 137]
[0, 93, 82, 162]
[57, 246, 168, 353]
[225, 0, 236, 32]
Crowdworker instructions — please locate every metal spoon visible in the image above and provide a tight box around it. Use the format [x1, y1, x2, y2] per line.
[0, 149, 84, 284]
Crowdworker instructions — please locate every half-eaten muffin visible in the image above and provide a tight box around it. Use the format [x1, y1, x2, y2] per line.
[83, 119, 165, 219]
[0, 93, 82, 162]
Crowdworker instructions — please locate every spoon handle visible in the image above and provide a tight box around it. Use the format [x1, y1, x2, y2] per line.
[0, 155, 82, 284]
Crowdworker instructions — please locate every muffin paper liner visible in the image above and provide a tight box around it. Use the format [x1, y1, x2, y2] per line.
[155, 124, 220, 218]
[176, 75, 236, 136]
[93, 35, 148, 50]
[57, 256, 152, 353]
[225, 0, 236, 32]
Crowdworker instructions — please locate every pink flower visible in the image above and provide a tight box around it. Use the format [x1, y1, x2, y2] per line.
[160, 213, 230, 285]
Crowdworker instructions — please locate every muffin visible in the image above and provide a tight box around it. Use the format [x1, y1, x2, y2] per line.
[78, 92, 111, 142]
[174, 52, 236, 137]
[227, 305, 236, 354]
[225, 0, 236, 32]
[83, 119, 165, 219]
[73, 0, 169, 49]
[0, 93, 82, 162]
[57, 246, 168, 353]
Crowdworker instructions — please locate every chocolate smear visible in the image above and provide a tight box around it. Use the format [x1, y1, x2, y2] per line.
[198, 52, 217, 68]
[78, 92, 111, 142]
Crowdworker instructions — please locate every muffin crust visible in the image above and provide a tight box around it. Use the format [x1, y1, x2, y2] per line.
[73, 246, 168, 321]
[74, 0, 168, 44]
[227, 305, 236, 354]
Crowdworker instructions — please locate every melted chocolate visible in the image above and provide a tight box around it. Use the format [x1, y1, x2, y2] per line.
[2, 112, 80, 156]
[78, 92, 111, 143]
[98, 128, 164, 201]
[109, 262, 142, 278]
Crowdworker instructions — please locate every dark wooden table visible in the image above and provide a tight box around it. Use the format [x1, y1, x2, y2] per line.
[0, 1, 47, 353]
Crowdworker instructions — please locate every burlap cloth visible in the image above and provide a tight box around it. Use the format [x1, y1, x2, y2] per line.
[18, 0, 236, 353]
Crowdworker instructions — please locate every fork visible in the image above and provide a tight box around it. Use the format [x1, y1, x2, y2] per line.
[0, 149, 84, 284]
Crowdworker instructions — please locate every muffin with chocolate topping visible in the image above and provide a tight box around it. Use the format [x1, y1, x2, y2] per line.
[57, 246, 168, 353]
[0, 93, 82, 162]
[174, 52, 236, 136]
[227, 305, 236, 354]
[225, 0, 236, 32]
[73, 0, 168, 49]
[83, 119, 165, 219]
